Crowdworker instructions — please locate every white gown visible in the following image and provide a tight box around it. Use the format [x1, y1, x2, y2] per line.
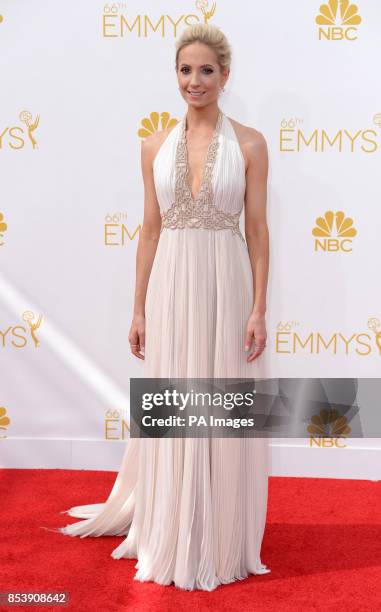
[57, 108, 271, 591]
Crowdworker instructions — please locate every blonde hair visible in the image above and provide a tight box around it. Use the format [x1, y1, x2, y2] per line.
[175, 23, 232, 73]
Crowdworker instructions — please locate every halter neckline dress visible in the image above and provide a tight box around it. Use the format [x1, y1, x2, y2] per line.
[57, 108, 271, 592]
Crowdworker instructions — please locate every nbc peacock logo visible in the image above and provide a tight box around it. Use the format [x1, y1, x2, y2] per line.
[138, 111, 179, 139]
[315, 0, 362, 40]
[0, 211, 8, 246]
[307, 408, 351, 447]
[102, 1, 216, 38]
[312, 210, 357, 252]
[0, 406, 11, 439]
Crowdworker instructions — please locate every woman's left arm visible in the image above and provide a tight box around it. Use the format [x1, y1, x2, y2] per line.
[243, 130, 269, 362]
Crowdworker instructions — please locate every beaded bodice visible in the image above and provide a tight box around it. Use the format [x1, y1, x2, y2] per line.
[153, 109, 246, 242]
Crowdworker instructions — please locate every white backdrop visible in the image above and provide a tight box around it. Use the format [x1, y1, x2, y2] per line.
[1, 0, 380, 478]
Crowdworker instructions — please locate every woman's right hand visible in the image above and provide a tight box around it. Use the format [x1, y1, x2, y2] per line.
[129, 314, 146, 360]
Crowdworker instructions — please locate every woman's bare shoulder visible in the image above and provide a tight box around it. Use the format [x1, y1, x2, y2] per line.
[226, 115, 268, 170]
[141, 120, 180, 165]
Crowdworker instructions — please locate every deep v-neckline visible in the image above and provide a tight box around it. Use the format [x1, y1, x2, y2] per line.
[182, 110, 223, 205]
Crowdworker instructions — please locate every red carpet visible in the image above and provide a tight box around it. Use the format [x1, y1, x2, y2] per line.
[1, 468, 380, 611]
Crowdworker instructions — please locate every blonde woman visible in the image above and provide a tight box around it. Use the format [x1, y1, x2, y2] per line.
[58, 23, 271, 592]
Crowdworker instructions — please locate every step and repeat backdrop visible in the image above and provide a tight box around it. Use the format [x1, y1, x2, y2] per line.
[1, 1, 380, 477]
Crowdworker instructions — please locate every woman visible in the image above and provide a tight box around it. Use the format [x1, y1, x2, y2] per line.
[58, 23, 271, 591]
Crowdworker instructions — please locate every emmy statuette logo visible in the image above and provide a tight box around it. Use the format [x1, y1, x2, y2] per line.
[0, 110, 40, 150]
[196, 0, 216, 23]
[368, 318, 381, 355]
[0, 311, 42, 349]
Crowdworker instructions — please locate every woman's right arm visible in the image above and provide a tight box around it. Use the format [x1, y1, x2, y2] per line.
[128, 133, 163, 360]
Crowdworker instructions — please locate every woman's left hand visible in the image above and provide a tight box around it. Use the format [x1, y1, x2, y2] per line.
[244, 313, 267, 362]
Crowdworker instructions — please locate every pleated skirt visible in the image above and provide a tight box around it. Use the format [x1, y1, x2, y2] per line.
[60, 228, 270, 591]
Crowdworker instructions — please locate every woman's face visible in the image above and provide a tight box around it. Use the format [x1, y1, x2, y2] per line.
[177, 41, 228, 107]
